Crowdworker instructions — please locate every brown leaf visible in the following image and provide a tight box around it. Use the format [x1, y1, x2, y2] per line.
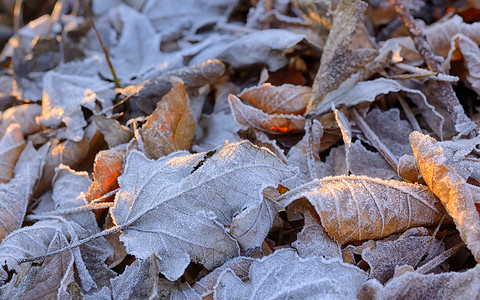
[229, 94, 305, 134]
[92, 116, 133, 148]
[410, 131, 480, 262]
[239, 83, 311, 115]
[140, 81, 196, 159]
[0, 123, 25, 183]
[280, 175, 445, 245]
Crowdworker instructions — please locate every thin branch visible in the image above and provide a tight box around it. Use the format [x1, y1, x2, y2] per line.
[416, 242, 465, 275]
[13, 0, 23, 35]
[388, 0, 475, 136]
[351, 108, 399, 172]
[398, 95, 421, 132]
[80, 0, 121, 89]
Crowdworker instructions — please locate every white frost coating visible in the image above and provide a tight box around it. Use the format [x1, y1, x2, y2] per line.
[213, 248, 367, 300]
[111, 141, 295, 280]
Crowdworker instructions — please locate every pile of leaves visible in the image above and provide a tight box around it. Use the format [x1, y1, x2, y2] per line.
[1, 0, 480, 298]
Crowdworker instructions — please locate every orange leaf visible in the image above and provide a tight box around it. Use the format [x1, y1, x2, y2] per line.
[239, 83, 311, 115]
[140, 81, 196, 159]
[228, 94, 305, 134]
[86, 145, 126, 203]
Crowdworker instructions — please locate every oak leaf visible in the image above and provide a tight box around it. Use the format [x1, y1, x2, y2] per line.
[140, 81, 196, 159]
[279, 175, 445, 245]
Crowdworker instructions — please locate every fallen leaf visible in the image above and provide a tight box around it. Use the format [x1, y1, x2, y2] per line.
[359, 264, 480, 300]
[111, 141, 294, 280]
[279, 175, 445, 245]
[410, 131, 480, 262]
[140, 81, 196, 159]
[0, 123, 25, 183]
[92, 116, 133, 148]
[0, 141, 46, 241]
[213, 248, 367, 299]
[229, 94, 305, 134]
[0, 104, 42, 138]
[86, 144, 126, 203]
[238, 83, 311, 115]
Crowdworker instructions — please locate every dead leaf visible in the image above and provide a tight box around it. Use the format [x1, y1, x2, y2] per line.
[86, 144, 126, 204]
[92, 116, 133, 148]
[229, 94, 305, 134]
[213, 248, 367, 299]
[239, 83, 311, 115]
[0, 142, 46, 241]
[359, 264, 480, 300]
[0, 123, 25, 183]
[0, 104, 42, 138]
[140, 81, 196, 159]
[279, 175, 445, 245]
[410, 131, 480, 262]
[111, 141, 294, 280]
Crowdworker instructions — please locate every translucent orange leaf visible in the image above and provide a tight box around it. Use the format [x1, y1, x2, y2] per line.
[228, 94, 305, 134]
[86, 145, 126, 203]
[140, 81, 196, 159]
[0, 123, 25, 183]
[239, 83, 311, 115]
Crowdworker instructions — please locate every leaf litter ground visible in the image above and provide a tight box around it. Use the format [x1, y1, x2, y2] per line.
[1, 0, 480, 299]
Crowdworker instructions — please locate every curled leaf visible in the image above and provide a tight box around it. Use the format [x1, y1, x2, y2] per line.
[239, 83, 311, 115]
[410, 131, 480, 262]
[280, 175, 445, 245]
[229, 94, 305, 134]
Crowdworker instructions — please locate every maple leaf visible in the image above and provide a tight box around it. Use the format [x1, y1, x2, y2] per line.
[279, 175, 445, 244]
[110, 141, 294, 280]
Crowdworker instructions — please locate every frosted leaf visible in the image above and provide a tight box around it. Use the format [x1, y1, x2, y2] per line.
[0, 141, 46, 241]
[282, 119, 328, 189]
[216, 29, 319, 71]
[37, 56, 115, 142]
[0, 104, 42, 138]
[364, 108, 414, 158]
[307, 0, 377, 116]
[361, 227, 441, 284]
[193, 111, 244, 152]
[410, 131, 480, 262]
[359, 264, 480, 300]
[310, 78, 444, 138]
[0, 123, 25, 183]
[280, 175, 445, 245]
[238, 83, 311, 115]
[349, 141, 398, 180]
[194, 256, 254, 297]
[425, 15, 480, 58]
[293, 207, 341, 259]
[213, 248, 367, 300]
[35, 122, 102, 196]
[0, 232, 76, 300]
[111, 141, 294, 280]
[140, 81, 196, 159]
[229, 94, 305, 134]
[92, 116, 133, 149]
